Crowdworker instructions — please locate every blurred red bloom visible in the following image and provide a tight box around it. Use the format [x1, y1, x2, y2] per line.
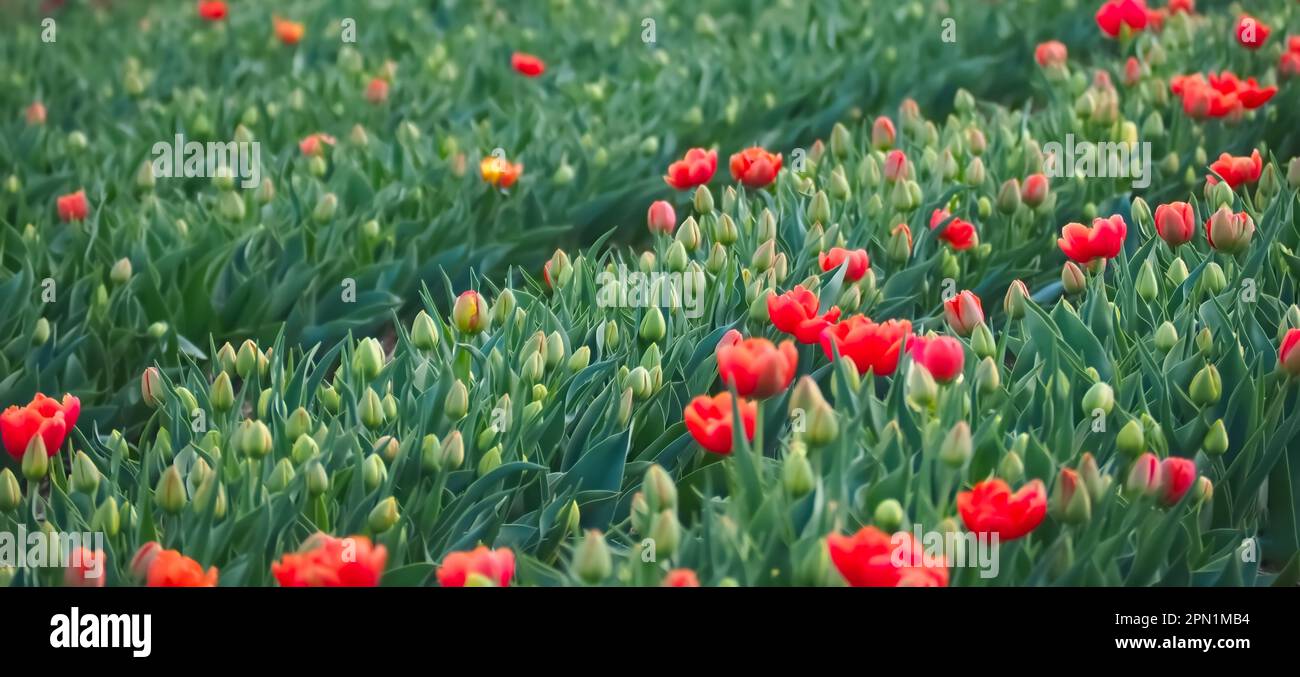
[299, 133, 336, 157]
[272, 534, 388, 587]
[1095, 0, 1149, 38]
[768, 286, 842, 344]
[64, 547, 105, 588]
[1021, 173, 1049, 208]
[872, 116, 896, 149]
[273, 16, 305, 45]
[819, 315, 913, 376]
[1057, 214, 1127, 263]
[133, 543, 219, 587]
[365, 77, 390, 104]
[437, 546, 515, 587]
[907, 334, 965, 383]
[1168, 0, 1193, 14]
[929, 208, 978, 250]
[1170, 72, 1274, 120]
[957, 479, 1048, 541]
[664, 148, 717, 190]
[1034, 40, 1067, 68]
[1207, 149, 1262, 188]
[818, 247, 871, 282]
[729, 147, 782, 188]
[828, 526, 949, 587]
[197, 1, 227, 21]
[25, 101, 46, 126]
[684, 392, 757, 455]
[883, 149, 909, 182]
[1, 393, 80, 460]
[511, 52, 545, 77]
[662, 569, 701, 587]
[1235, 14, 1269, 50]
[717, 337, 797, 399]
[481, 155, 523, 189]
[56, 189, 89, 222]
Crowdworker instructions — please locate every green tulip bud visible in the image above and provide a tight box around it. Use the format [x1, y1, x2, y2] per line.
[1116, 419, 1145, 457]
[22, 437, 49, 481]
[445, 380, 469, 420]
[240, 420, 272, 458]
[267, 458, 295, 493]
[1202, 419, 1229, 456]
[368, 497, 399, 533]
[285, 407, 312, 443]
[306, 460, 330, 497]
[568, 346, 591, 373]
[156, 465, 187, 514]
[71, 450, 100, 494]
[1136, 259, 1158, 302]
[91, 497, 120, 536]
[873, 498, 904, 532]
[291, 434, 319, 465]
[1082, 382, 1115, 416]
[1189, 364, 1221, 406]
[975, 356, 1001, 395]
[0, 469, 22, 512]
[1154, 321, 1179, 352]
[648, 510, 680, 558]
[318, 383, 341, 414]
[998, 451, 1024, 483]
[411, 311, 439, 351]
[939, 421, 973, 468]
[360, 388, 386, 429]
[571, 530, 613, 584]
[477, 445, 502, 477]
[210, 372, 235, 412]
[693, 185, 714, 214]
[783, 445, 816, 497]
[110, 257, 133, 285]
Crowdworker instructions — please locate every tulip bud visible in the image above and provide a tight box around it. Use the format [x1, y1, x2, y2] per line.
[472, 445, 500, 478]
[807, 190, 831, 226]
[974, 356, 1001, 395]
[693, 185, 714, 214]
[442, 379, 470, 420]
[1153, 321, 1179, 353]
[266, 458, 295, 493]
[649, 510, 680, 558]
[643, 464, 678, 513]
[998, 451, 1024, 483]
[1189, 364, 1221, 406]
[1061, 261, 1086, 295]
[1116, 419, 1145, 457]
[831, 122, 854, 157]
[873, 498, 904, 532]
[156, 465, 187, 514]
[70, 450, 100, 495]
[970, 323, 996, 360]
[566, 345, 592, 374]
[1136, 259, 1158, 302]
[452, 291, 488, 335]
[239, 420, 272, 458]
[571, 530, 613, 584]
[22, 437, 49, 481]
[790, 376, 838, 446]
[210, 371, 235, 413]
[91, 497, 120, 536]
[997, 178, 1021, 214]
[907, 362, 938, 409]
[783, 446, 815, 497]
[639, 307, 666, 343]
[0, 469, 22, 512]
[1082, 381, 1114, 416]
[939, 421, 972, 468]
[408, 310, 440, 351]
[368, 497, 399, 533]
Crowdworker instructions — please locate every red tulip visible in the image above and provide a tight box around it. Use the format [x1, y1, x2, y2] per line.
[1159, 457, 1197, 506]
[662, 569, 701, 587]
[883, 149, 909, 183]
[1168, 0, 1193, 14]
[818, 247, 871, 282]
[272, 534, 388, 587]
[819, 315, 913, 376]
[717, 337, 797, 399]
[1236, 14, 1270, 50]
[1, 393, 80, 460]
[1095, 0, 1149, 38]
[56, 189, 89, 222]
[683, 392, 757, 455]
[929, 208, 978, 251]
[133, 543, 219, 587]
[1021, 173, 1049, 208]
[1281, 52, 1300, 80]
[944, 290, 984, 337]
[1280, 329, 1300, 376]
[1057, 214, 1127, 263]
[480, 155, 523, 189]
[1171, 73, 1275, 120]
[64, 547, 105, 588]
[646, 200, 676, 235]
[365, 77, 390, 104]
[197, 0, 227, 21]
[25, 101, 46, 126]
[767, 286, 841, 344]
[729, 147, 782, 188]
[907, 335, 965, 383]
[1034, 41, 1068, 69]
[871, 116, 896, 149]
[299, 132, 336, 157]
[663, 148, 718, 190]
[273, 16, 305, 45]
[437, 545, 515, 587]
[827, 526, 949, 588]
[957, 479, 1048, 541]
[511, 52, 545, 77]
[1208, 150, 1263, 188]
[1124, 57, 1142, 86]
[1154, 201, 1195, 247]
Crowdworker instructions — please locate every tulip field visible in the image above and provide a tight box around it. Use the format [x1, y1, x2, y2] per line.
[4, 0, 1300, 590]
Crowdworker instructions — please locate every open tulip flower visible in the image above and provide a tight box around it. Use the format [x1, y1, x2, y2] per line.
[4, 0, 1298, 592]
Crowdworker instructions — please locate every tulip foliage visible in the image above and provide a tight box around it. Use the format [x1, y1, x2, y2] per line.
[4, 1, 1300, 587]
